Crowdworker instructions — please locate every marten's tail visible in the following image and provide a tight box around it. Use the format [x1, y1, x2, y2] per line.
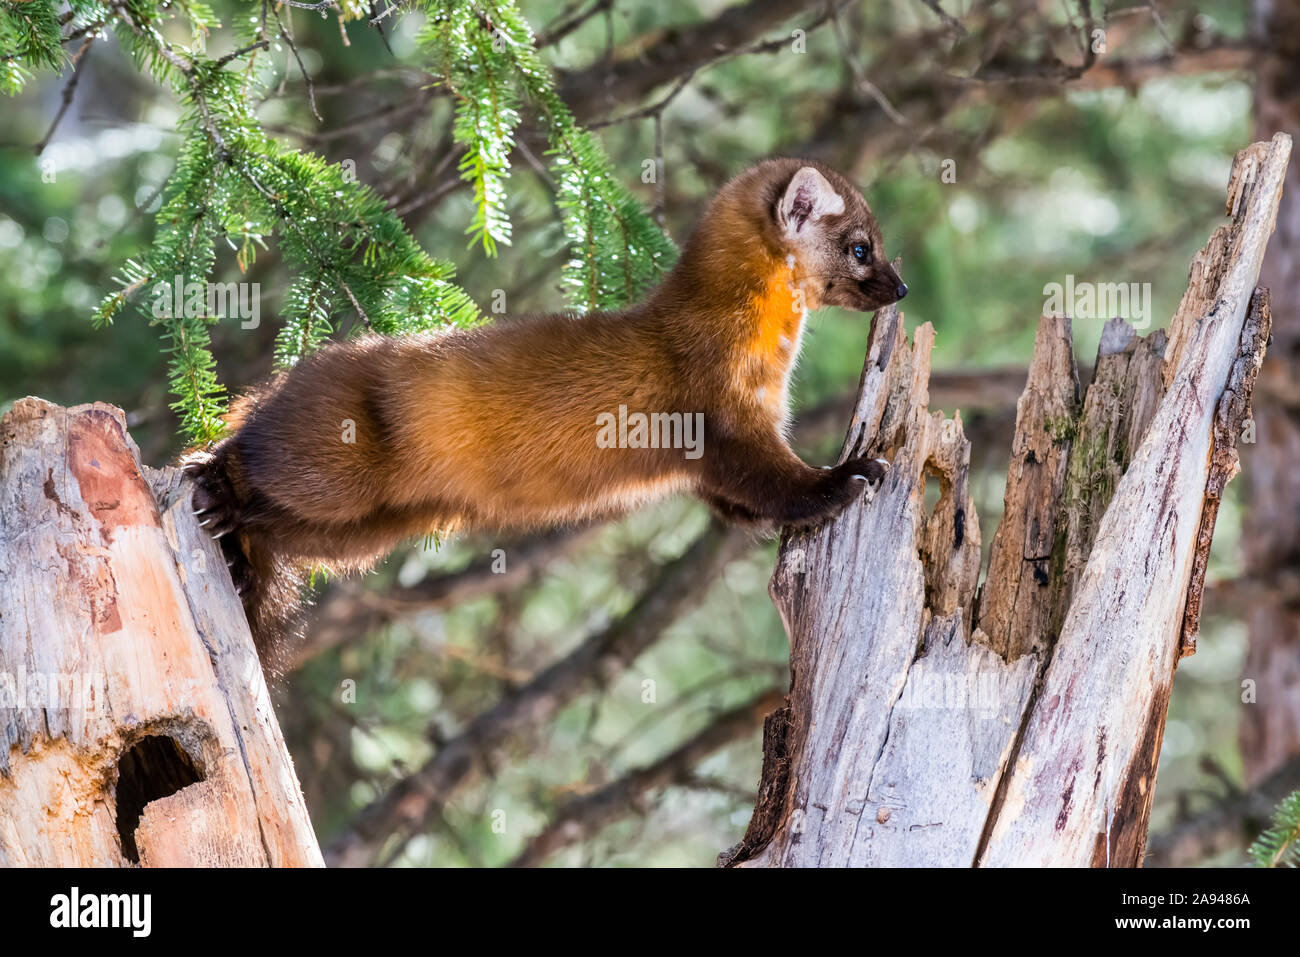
[182, 444, 308, 676]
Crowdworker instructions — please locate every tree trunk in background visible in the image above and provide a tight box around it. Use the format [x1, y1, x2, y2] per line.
[0, 399, 321, 867]
[1242, 0, 1300, 785]
[723, 134, 1291, 868]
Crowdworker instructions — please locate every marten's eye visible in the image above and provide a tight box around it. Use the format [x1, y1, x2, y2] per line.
[850, 242, 870, 263]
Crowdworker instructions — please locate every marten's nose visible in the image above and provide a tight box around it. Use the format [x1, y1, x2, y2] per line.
[896, 282, 908, 300]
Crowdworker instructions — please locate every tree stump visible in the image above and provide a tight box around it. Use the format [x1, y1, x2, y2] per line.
[0, 399, 321, 867]
[723, 132, 1292, 868]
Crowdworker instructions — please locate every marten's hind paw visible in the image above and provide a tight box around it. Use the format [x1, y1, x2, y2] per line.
[223, 545, 255, 598]
[185, 452, 242, 541]
[183, 450, 254, 597]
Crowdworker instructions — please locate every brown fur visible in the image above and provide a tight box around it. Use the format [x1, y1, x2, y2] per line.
[184, 158, 907, 670]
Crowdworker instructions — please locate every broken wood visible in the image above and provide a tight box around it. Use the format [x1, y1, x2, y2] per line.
[0, 399, 321, 867]
[723, 132, 1292, 868]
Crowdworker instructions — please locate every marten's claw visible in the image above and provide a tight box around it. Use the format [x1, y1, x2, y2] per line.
[867, 458, 889, 487]
[205, 518, 237, 539]
[844, 456, 889, 487]
[179, 456, 211, 478]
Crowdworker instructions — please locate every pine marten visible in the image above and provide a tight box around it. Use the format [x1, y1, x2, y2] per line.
[185, 158, 907, 668]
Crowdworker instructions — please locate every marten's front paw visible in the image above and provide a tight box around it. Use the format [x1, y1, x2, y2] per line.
[842, 456, 889, 490]
[783, 458, 890, 530]
[819, 456, 889, 517]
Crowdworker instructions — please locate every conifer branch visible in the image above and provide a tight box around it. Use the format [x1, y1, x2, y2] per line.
[7, 0, 672, 440]
[1249, 789, 1300, 867]
[31, 33, 92, 155]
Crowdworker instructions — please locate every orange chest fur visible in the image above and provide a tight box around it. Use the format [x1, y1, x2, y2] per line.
[738, 266, 806, 392]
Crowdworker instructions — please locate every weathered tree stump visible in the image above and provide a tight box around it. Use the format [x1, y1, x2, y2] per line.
[0, 399, 320, 867]
[723, 132, 1292, 868]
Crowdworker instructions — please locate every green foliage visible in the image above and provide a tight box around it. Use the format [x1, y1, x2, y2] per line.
[1, 0, 60, 94]
[420, 3, 521, 255]
[4, 0, 672, 443]
[140, 129, 225, 441]
[421, 0, 676, 309]
[11, 0, 488, 441]
[1249, 789, 1300, 868]
[274, 273, 334, 369]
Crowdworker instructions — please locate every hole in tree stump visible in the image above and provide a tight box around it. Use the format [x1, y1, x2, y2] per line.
[114, 734, 206, 863]
[922, 469, 942, 516]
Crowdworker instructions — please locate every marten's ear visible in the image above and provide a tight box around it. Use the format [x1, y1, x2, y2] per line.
[778, 166, 845, 238]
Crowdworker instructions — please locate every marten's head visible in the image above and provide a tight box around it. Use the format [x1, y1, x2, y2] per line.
[674, 158, 907, 319]
[765, 160, 906, 313]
